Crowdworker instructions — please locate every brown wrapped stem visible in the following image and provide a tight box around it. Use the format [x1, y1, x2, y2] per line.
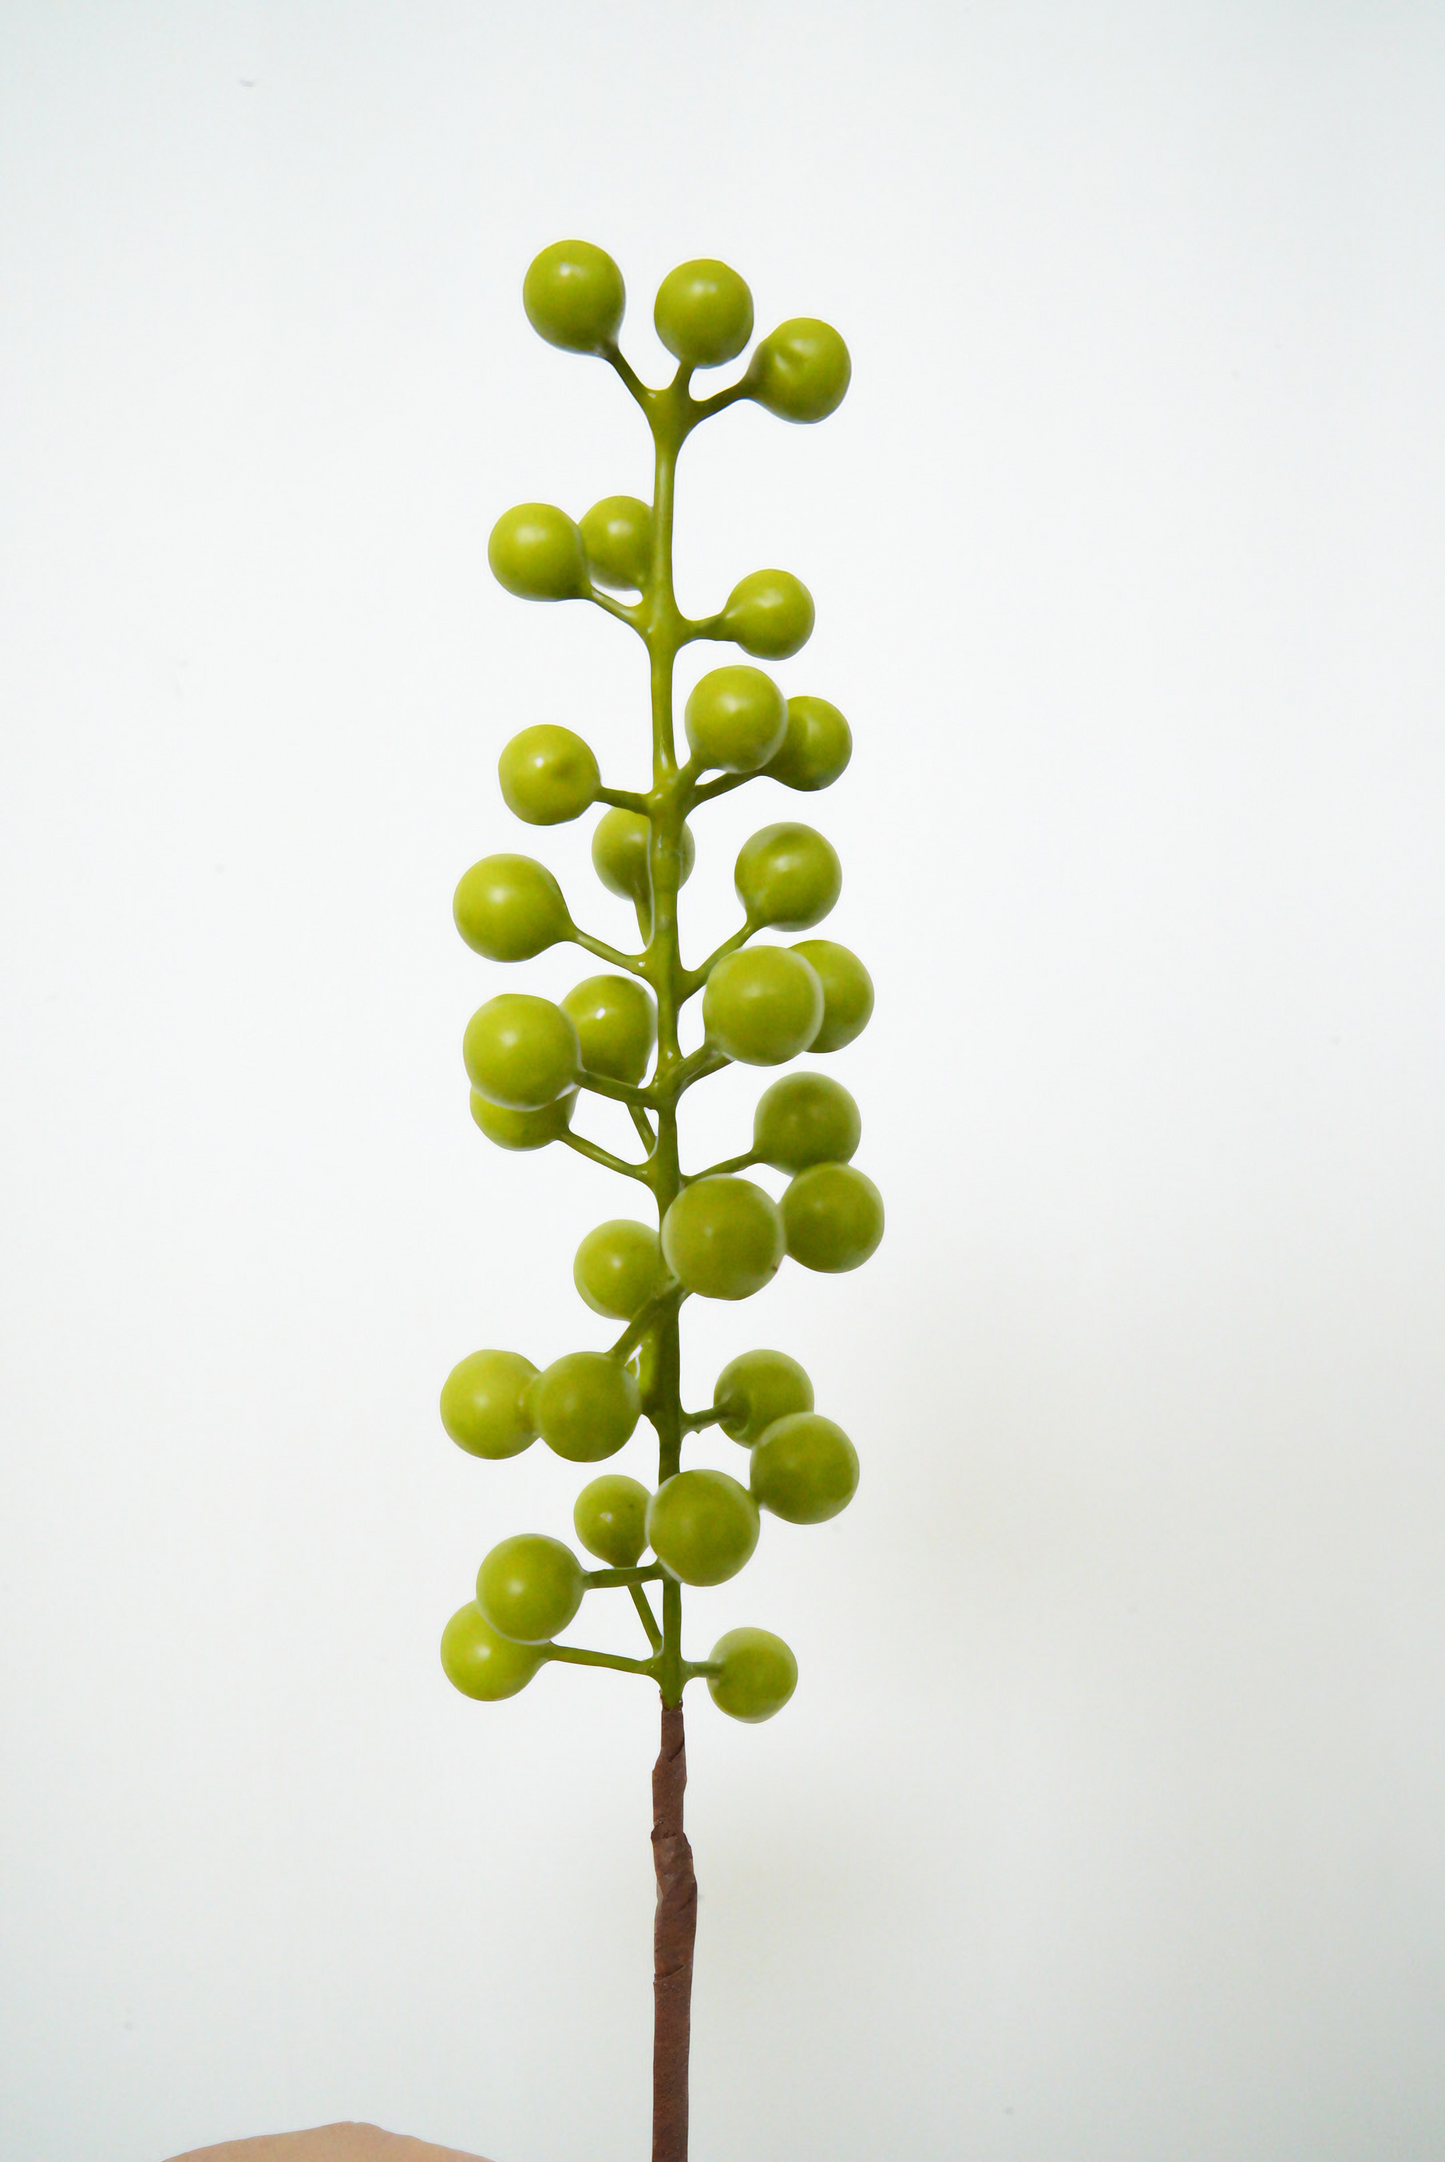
[652, 1701, 697, 2162]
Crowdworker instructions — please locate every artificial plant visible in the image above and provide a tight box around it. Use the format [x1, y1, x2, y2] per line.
[438, 242, 881, 2162]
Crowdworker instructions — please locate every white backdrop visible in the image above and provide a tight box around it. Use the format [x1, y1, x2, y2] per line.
[3, 6, 1444, 2159]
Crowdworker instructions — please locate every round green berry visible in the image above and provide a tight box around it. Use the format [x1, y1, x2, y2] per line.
[750, 1412, 859, 1524]
[702, 947, 823, 1066]
[713, 1348, 814, 1446]
[453, 854, 571, 960]
[592, 807, 695, 909]
[749, 318, 851, 423]
[488, 503, 587, 601]
[765, 696, 852, 791]
[560, 974, 656, 1087]
[477, 1534, 585, 1644]
[522, 240, 625, 354]
[441, 1603, 545, 1701]
[781, 1163, 884, 1273]
[573, 1474, 651, 1569]
[528, 1351, 641, 1462]
[654, 258, 754, 367]
[579, 495, 653, 591]
[752, 1072, 860, 1171]
[469, 1089, 576, 1151]
[789, 939, 873, 1051]
[706, 1627, 797, 1721]
[661, 1177, 785, 1301]
[463, 995, 579, 1111]
[439, 1348, 538, 1460]
[735, 823, 841, 930]
[573, 1219, 670, 1320]
[647, 1470, 759, 1586]
[684, 666, 787, 774]
[721, 571, 815, 661]
[497, 726, 600, 826]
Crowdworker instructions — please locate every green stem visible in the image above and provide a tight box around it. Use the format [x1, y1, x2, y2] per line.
[630, 1581, 663, 1651]
[543, 1643, 657, 1678]
[570, 926, 647, 975]
[684, 1151, 758, 1185]
[559, 1131, 650, 1182]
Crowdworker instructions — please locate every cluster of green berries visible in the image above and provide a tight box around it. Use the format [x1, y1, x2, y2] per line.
[439, 242, 873, 1726]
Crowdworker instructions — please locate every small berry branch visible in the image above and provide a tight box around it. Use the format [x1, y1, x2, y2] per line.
[438, 244, 880, 2162]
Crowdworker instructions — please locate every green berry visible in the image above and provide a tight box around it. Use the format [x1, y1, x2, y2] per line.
[706, 1626, 797, 1721]
[790, 939, 873, 1051]
[528, 1351, 641, 1461]
[592, 807, 694, 908]
[684, 666, 787, 774]
[702, 947, 823, 1066]
[647, 1470, 759, 1586]
[749, 318, 851, 422]
[661, 1177, 785, 1301]
[573, 1474, 651, 1568]
[453, 854, 571, 960]
[477, 1534, 585, 1644]
[750, 1412, 859, 1523]
[654, 258, 754, 367]
[560, 974, 656, 1086]
[522, 240, 625, 354]
[752, 1072, 860, 1171]
[782, 1163, 884, 1273]
[713, 1348, 814, 1446]
[497, 726, 600, 825]
[463, 995, 579, 1111]
[488, 503, 587, 601]
[735, 823, 841, 930]
[439, 1348, 538, 1460]
[469, 1089, 576, 1151]
[573, 1220, 670, 1320]
[441, 1603, 545, 1701]
[765, 696, 852, 791]
[579, 494, 653, 590]
[721, 571, 815, 660]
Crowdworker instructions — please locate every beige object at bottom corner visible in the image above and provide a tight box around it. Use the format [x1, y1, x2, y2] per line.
[164, 2123, 492, 2162]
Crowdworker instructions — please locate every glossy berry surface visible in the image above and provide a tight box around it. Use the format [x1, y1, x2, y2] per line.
[752, 1071, 860, 1171]
[574, 1219, 670, 1319]
[654, 258, 754, 367]
[579, 494, 653, 590]
[573, 1474, 651, 1568]
[702, 946, 823, 1066]
[592, 806, 695, 909]
[661, 1177, 785, 1301]
[713, 1348, 814, 1446]
[561, 974, 657, 1085]
[790, 938, 874, 1050]
[766, 696, 852, 792]
[453, 854, 570, 960]
[488, 503, 586, 601]
[684, 666, 787, 774]
[498, 726, 600, 825]
[441, 1603, 545, 1700]
[470, 1088, 576, 1151]
[529, 1351, 641, 1461]
[706, 1627, 798, 1721]
[440, 1349, 539, 1460]
[477, 1533, 585, 1643]
[781, 1162, 884, 1273]
[523, 240, 625, 354]
[749, 1412, 859, 1523]
[749, 318, 851, 422]
[463, 994, 579, 1111]
[735, 823, 841, 930]
[647, 1470, 760, 1586]
[721, 570, 815, 660]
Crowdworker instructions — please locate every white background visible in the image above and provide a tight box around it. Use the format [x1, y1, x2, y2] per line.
[3, 6, 1444, 2159]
